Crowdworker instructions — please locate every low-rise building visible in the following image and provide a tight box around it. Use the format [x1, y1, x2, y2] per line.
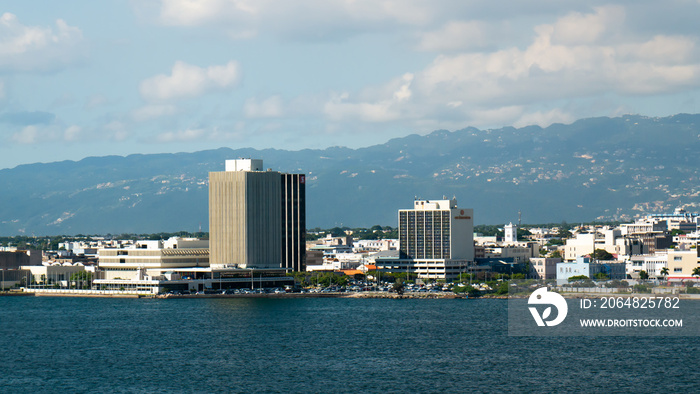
[353, 239, 398, 252]
[22, 263, 87, 287]
[666, 249, 700, 282]
[556, 257, 626, 284]
[564, 230, 644, 261]
[482, 243, 539, 264]
[530, 257, 561, 280]
[98, 238, 210, 281]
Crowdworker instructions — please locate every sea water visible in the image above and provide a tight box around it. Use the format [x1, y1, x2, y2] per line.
[0, 296, 696, 393]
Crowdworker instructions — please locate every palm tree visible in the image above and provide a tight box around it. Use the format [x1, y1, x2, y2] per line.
[660, 267, 669, 282]
[692, 267, 700, 282]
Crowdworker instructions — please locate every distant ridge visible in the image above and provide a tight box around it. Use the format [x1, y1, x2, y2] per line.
[1, 113, 699, 235]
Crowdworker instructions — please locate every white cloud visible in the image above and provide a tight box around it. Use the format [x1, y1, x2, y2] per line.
[467, 106, 525, 127]
[393, 73, 413, 101]
[63, 125, 81, 141]
[620, 35, 696, 64]
[416, 20, 490, 52]
[512, 109, 574, 128]
[159, 0, 257, 27]
[549, 5, 624, 45]
[244, 96, 284, 118]
[0, 13, 83, 71]
[315, 5, 700, 131]
[85, 95, 109, 110]
[324, 73, 414, 122]
[11, 125, 39, 144]
[105, 121, 129, 142]
[156, 0, 434, 27]
[9, 122, 133, 145]
[418, 8, 699, 104]
[132, 104, 178, 121]
[325, 97, 399, 123]
[150, 0, 439, 41]
[139, 60, 240, 102]
[154, 126, 250, 143]
[156, 128, 206, 142]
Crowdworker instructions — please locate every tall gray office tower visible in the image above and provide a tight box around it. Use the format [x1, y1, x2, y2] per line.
[281, 173, 306, 272]
[209, 159, 306, 271]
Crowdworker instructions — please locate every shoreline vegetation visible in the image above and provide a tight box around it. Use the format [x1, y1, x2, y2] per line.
[4, 289, 700, 300]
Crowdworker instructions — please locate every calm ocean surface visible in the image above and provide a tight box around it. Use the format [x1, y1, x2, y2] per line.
[1, 296, 697, 393]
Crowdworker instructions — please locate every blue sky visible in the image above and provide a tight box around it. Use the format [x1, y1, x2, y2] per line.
[1, 0, 699, 169]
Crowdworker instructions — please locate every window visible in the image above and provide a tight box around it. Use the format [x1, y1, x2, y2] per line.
[674, 256, 683, 261]
[674, 268, 682, 273]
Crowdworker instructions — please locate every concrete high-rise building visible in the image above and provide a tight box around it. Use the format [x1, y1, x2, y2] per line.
[209, 159, 306, 271]
[377, 198, 474, 280]
[281, 173, 306, 272]
[398, 198, 474, 261]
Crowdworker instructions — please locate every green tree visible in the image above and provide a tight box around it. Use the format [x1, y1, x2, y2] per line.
[546, 238, 565, 246]
[392, 278, 405, 295]
[557, 227, 572, 239]
[692, 267, 700, 280]
[592, 249, 614, 261]
[70, 271, 93, 289]
[593, 272, 609, 280]
[329, 227, 346, 237]
[660, 267, 669, 280]
[568, 275, 589, 282]
[517, 228, 532, 239]
[549, 250, 562, 258]
[639, 270, 649, 280]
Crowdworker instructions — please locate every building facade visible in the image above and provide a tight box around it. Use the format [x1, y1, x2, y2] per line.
[529, 257, 560, 280]
[378, 198, 474, 280]
[666, 249, 700, 281]
[504, 222, 517, 244]
[209, 159, 306, 271]
[556, 257, 626, 284]
[281, 173, 306, 272]
[98, 238, 210, 280]
[398, 198, 474, 261]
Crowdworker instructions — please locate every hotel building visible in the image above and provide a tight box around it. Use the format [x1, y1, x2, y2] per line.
[377, 198, 474, 280]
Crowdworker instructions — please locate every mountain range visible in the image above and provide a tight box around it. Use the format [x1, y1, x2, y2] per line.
[1, 113, 699, 235]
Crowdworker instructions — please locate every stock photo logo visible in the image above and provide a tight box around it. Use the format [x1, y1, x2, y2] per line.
[528, 287, 568, 327]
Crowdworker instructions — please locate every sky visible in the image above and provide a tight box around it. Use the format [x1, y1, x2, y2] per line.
[1, 0, 699, 170]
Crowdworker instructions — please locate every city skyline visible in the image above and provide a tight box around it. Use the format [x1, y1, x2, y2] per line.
[1, 1, 700, 169]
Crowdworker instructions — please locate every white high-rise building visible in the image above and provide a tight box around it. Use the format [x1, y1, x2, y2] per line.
[505, 222, 517, 244]
[398, 198, 474, 261]
[376, 198, 474, 280]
